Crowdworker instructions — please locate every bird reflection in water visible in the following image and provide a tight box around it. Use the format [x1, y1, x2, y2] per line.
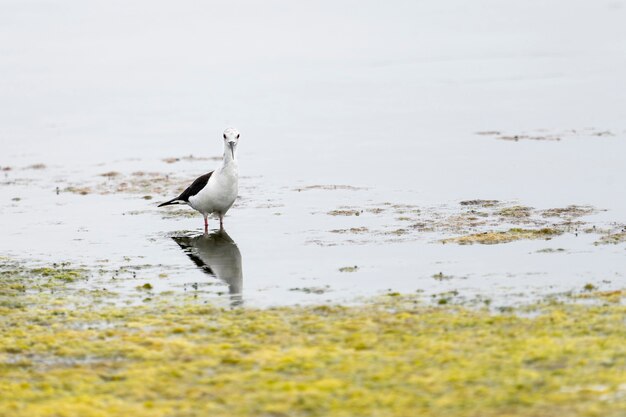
[172, 229, 243, 307]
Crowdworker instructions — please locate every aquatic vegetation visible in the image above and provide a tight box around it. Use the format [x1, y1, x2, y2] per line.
[442, 228, 562, 245]
[432, 272, 454, 280]
[540, 205, 596, 218]
[536, 248, 566, 253]
[137, 283, 153, 290]
[0, 263, 86, 294]
[158, 208, 201, 219]
[0, 275, 624, 417]
[99, 171, 121, 178]
[295, 184, 366, 191]
[595, 232, 626, 245]
[572, 289, 624, 303]
[64, 185, 92, 195]
[498, 205, 532, 218]
[319, 200, 602, 246]
[58, 170, 268, 214]
[476, 128, 619, 142]
[289, 285, 331, 294]
[64, 171, 191, 197]
[30, 267, 84, 283]
[0, 263, 87, 310]
[459, 199, 499, 207]
[328, 209, 361, 216]
[499, 134, 562, 142]
[25, 163, 47, 170]
[162, 155, 220, 164]
[330, 227, 369, 234]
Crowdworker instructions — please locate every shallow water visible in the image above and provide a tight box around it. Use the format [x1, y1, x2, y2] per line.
[1, 0, 625, 307]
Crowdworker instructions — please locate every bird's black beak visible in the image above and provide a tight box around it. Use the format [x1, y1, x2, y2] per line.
[229, 142, 235, 159]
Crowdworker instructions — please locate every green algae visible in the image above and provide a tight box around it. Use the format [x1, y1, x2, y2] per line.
[477, 128, 618, 142]
[540, 205, 596, 218]
[432, 272, 453, 280]
[1, 264, 625, 417]
[318, 200, 603, 246]
[137, 283, 153, 290]
[1, 292, 624, 417]
[459, 199, 500, 207]
[0, 264, 87, 310]
[295, 185, 366, 191]
[536, 248, 566, 253]
[64, 171, 192, 197]
[573, 290, 624, 304]
[162, 155, 220, 164]
[442, 228, 563, 245]
[289, 286, 331, 294]
[1, 263, 86, 294]
[595, 232, 626, 245]
[330, 227, 369, 234]
[498, 205, 532, 218]
[328, 209, 361, 216]
[30, 267, 84, 283]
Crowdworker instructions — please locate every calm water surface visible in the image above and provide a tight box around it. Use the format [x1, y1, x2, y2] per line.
[1, 0, 625, 306]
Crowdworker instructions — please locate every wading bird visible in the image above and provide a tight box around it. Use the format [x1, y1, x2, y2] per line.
[158, 128, 240, 232]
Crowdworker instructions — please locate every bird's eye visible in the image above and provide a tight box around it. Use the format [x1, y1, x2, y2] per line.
[223, 133, 227, 139]
[236, 134, 240, 139]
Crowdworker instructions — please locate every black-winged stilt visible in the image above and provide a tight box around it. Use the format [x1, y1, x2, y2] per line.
[158, 128, 240, 232]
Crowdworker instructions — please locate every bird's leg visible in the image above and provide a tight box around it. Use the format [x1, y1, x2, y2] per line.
[219, 213, 224, 230]
[203, 214, 208, 234]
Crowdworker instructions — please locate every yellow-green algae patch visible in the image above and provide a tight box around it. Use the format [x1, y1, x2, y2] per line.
[595, 232, 626, 245]
[0, 267, 625, 417]
[498, 205, 532, 218]
[442, 228, 562, 245]
[1, 263, 87, 307]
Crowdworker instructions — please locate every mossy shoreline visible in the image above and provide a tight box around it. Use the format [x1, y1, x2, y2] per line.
[0, 265, 625, 417]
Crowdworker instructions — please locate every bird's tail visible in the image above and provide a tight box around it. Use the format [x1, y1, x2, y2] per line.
[158, 198, 183, 207]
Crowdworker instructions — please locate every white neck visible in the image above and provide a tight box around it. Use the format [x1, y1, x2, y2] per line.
[222, 144, 237, 168]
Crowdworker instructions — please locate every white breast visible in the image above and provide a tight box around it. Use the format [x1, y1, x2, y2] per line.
[188, 164, 238, 215]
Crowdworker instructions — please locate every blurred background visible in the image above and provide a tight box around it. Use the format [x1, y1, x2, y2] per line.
[2, 0, 625, 196]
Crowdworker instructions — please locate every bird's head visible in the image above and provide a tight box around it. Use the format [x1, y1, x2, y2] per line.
[223, 127, 240, 159]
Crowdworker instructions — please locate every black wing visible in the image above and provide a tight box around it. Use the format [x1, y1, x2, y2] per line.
[177, 171, 213, 202]
[158, 171, 213, 207]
